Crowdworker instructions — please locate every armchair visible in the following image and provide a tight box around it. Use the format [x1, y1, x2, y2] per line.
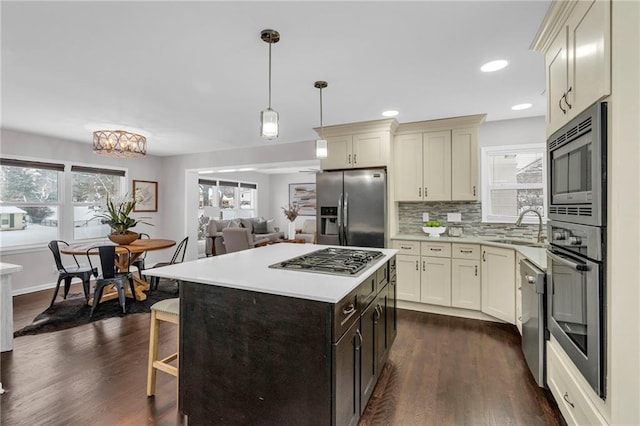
[296, 219, 317, 244]
[222, 228, 270, 253]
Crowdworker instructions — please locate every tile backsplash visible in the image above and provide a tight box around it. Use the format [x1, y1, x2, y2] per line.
[398, 201, 546, 240]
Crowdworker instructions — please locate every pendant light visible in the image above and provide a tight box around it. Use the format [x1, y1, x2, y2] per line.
[260, 29, 280, 140]
[314, 81, 328, 159]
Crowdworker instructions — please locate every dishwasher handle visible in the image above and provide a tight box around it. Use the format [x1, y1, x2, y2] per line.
[520, 259, 546, 294]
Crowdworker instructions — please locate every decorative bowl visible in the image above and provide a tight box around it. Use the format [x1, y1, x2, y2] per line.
[108, 231, 139, 245]
[422, 226, 447, 237]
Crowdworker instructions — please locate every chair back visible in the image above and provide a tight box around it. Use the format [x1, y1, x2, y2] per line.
[222, 228, 253, 253]
[87, 245, 131, 279]
[137, 233, 150, 259]
[169, 237, 189, 264]
[48, 240, 79, 272]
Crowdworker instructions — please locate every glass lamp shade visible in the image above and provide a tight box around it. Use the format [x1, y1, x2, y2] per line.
[93, 130, 146, 158]
[261, 108, 279, 139]
[316, 139, 328, 159]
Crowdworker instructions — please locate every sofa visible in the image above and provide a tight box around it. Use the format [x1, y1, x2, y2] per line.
[206, 217, 284, 256]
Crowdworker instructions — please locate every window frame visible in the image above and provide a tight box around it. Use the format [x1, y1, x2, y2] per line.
[481, 143, 547, 224]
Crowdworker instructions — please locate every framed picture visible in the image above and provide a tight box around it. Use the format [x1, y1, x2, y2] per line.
[133, 180, 158, 212]
[289, 183, 316, 216]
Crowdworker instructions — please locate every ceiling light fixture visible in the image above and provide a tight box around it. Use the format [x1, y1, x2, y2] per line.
[480, 59, 509, 72]
[260, 29, 280, 140]
[92, 130, 147, 158]
[382, 110, 399, 117]
[512, 103, 533, 111]
[314, 80, 328, 159]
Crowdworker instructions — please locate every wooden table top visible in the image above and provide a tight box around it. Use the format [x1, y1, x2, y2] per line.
[60, 238, 176, 255]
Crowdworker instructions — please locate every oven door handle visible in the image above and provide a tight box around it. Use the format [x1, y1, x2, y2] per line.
[548, 250, 590, 272]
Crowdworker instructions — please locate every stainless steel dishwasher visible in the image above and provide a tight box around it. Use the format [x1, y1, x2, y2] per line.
[520, 258, 547, 387]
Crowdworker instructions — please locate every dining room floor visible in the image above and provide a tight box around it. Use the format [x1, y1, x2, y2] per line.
[2, 285, 565, 425]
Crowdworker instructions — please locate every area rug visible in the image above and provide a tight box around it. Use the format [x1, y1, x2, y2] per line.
[14, 281, 179, 337]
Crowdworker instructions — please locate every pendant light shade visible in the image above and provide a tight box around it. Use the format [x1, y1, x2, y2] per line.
[314, 81, 328, 159]
[260, 29, 280, 140]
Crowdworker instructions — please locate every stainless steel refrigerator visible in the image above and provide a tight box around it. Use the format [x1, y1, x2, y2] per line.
[316, 168, 386, 248]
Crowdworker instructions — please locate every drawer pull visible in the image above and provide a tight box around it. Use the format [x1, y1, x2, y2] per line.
[342, 303, 355, 315]
[563, 392, 575, 408]
[400, 245, 412, 250]
[430, 248, 442, 251]
[460, 250, 473, 253]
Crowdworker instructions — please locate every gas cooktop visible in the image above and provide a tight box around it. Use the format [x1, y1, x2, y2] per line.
[269, 247, 384, 276]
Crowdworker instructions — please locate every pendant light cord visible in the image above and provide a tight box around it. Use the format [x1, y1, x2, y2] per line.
[268, 42, 272, 109]
[319, 86, 324, 138]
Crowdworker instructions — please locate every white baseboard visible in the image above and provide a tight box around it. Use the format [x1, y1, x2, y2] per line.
[12, 281, 57, 296]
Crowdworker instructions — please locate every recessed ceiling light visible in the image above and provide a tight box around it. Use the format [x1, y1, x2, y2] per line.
[382, 110, 399, 117]
[480, 59, 509, 72]
[512, 103, 533, 111]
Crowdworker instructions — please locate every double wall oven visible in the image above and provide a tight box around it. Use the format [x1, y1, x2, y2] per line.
[547, 101, 607, 398]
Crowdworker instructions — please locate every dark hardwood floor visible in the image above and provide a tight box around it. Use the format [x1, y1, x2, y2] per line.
[2, 287, 564, 425]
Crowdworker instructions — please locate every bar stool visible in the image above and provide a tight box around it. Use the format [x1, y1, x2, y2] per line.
[147, 298, 179, 396]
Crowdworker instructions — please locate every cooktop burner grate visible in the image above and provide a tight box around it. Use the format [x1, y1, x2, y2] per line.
[269, 247, 384, 276]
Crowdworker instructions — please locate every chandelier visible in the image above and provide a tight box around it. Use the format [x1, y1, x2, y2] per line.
[92, 130, 147, 158]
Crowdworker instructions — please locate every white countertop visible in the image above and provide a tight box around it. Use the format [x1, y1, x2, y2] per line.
[392, 234, 547, 270]
[0, 262, 23, 275]
[145, 244, 398, 303]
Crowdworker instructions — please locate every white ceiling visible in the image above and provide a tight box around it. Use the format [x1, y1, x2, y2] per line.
[1, 1, 550, 158]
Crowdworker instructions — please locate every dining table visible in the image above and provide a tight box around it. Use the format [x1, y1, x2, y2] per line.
[60, 238, 176, 304]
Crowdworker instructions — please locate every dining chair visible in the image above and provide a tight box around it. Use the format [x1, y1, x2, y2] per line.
[86, 245, 137, 317]
[131, 232, 150, 279]
[145, 237, 189, 291]
[48, 240, 97, 307]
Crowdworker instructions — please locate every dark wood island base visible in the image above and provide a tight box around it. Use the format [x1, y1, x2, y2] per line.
[179, 256, 396, 425]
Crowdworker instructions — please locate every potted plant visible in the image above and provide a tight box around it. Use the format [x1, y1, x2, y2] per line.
[282, 204, 300, 239]
[95, 195, 152, 245]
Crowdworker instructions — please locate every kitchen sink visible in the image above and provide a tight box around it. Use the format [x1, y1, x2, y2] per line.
[485, 239, 545, 247]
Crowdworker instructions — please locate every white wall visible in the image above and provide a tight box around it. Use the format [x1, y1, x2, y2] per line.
[479, 116, 546, 147]
[268, 173, 317, 233]
[0, 129, 166, 294]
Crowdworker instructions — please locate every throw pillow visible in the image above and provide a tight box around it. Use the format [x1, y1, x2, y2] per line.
[226, 219, 241, 228]
[253, 220, 268, 234]
[266, 218, 276, 233]
[240, 218, 254, 233]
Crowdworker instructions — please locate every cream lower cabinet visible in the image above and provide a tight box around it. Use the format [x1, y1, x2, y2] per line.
[420, 255, 451, 307]
[481, 245, 516, 324]
[451, 244, 481, 310]
[396, 253, 421, 302]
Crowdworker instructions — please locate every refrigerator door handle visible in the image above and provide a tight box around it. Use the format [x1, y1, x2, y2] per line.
[337, 194, 343, 245]
[343, 192, 349, 246]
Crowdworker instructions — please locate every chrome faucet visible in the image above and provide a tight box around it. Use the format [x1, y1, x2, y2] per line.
[515, 209, 544, 243]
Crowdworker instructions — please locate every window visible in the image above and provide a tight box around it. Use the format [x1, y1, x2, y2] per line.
[71, 166, 126, 240]
[0, 159, 63, 248]
[481, 144, 546, 223]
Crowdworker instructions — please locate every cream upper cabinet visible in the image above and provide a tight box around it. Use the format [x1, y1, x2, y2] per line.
[317, 120, 396, 171]
[534, 0, 610, 135]
[422, 131, 451, 201]
[451, 128, 478, 200]
[393, 115, 483, 202]
[394, 134, 423, 201]
[481, 245, 516, 324]
[322, 135, 352, 170]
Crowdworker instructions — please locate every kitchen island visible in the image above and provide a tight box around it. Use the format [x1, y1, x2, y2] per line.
[145, 243, 397, 426]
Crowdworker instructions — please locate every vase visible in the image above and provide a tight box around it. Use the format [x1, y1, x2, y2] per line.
[108, 231, 139, 245]
[287, 221, 296, 240]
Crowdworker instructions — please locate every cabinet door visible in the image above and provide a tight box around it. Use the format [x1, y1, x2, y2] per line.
[394, 133, 423, 201]
[396, 254, 421, 302]
[451, 128, 478, 201]
[420, 256, 452, 307]
[387, 271, 397, 348]
[515, 254, 523, 335]
[568, 0, 610, 117]
[352, 132, 387, 168]
[333, 320, 361, 426]
[451, 259, 481, 310]
[546, 25, 570, 135]
[322, 135, 352, 170]
[481, 246, 516, 323]
[360, 299, 383, 413]
[423, 131, 451, 201]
